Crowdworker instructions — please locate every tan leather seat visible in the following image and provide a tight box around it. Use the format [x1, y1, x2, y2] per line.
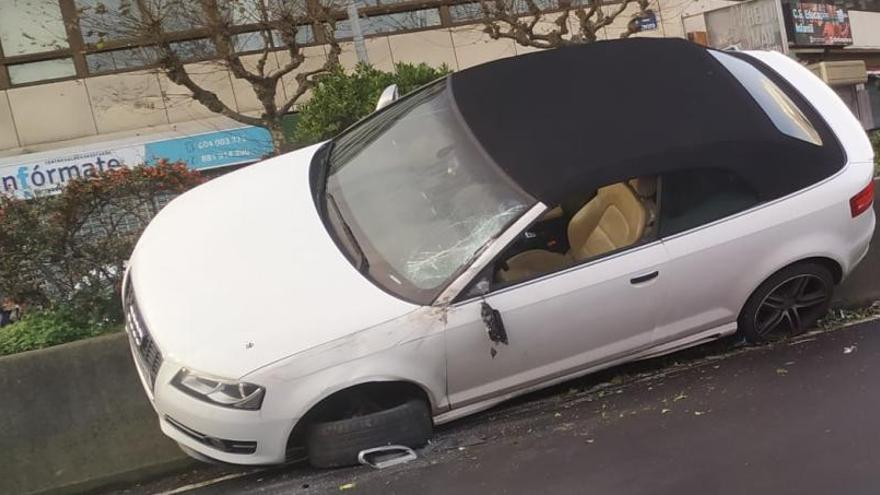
[629, 177, 658, 226]
[497, 182, 647, 283]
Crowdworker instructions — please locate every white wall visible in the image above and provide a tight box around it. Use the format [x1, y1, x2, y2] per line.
[0, 91, 18, 150]
[678, 0, 738, 33]
[850, 10, 880, 49]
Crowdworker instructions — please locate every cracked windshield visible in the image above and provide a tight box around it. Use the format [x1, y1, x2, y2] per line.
[326, 81, 533, 298]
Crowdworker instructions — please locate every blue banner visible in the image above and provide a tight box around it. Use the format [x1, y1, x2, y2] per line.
[144, 126, 273, 170]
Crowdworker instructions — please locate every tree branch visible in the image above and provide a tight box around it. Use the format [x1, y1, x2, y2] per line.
[481, 0, 647, 48]
[278, 39, 341, 115]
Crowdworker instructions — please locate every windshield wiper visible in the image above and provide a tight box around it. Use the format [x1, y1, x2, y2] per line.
[326, 193, 369, 273]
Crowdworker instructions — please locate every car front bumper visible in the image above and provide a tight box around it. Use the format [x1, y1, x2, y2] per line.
[127, 340, 295, 465]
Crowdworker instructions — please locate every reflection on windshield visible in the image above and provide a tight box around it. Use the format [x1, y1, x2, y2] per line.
[325, 80, 533, 304]
[710, 51, 822, 146]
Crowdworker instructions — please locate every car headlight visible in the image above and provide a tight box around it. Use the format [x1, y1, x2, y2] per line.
[171, 368, 265, 410]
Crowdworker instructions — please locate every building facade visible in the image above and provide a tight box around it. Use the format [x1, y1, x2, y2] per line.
[683, 0, 880, 128]
[0, 0, 876, 193]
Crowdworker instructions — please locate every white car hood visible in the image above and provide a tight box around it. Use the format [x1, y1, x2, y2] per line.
[128, 144, 418, 378]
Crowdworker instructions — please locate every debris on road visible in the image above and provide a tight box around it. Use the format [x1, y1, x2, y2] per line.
[844, 345, 857, 354]
[339, 482, 357, 490]
[358, 446, 418, 469]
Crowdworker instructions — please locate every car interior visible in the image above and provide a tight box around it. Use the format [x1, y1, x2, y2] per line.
[494, 176, 659, 286]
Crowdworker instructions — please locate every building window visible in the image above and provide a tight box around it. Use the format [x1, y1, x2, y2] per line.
[0, 0, 70, 55]
[86, 48, 156, 74]
[867, 75, 880, 128]
[449, 2, 485, 22]
[271, 26, 315, 47]
[508, 0, 559, 13]
[368, 9, 442, 34]
[335, 8, 442, 38]
[170, 39, 218, 62]
[234, 32, 269, 53]
[160, 0, 203, 32]
[8, 58, 77, 85]
[76, 0, 143, 46]
[449, 0, 560, 23]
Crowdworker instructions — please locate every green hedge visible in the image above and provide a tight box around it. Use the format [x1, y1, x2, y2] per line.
[293, 63, 451, 145]
[0, 307, 120, 356]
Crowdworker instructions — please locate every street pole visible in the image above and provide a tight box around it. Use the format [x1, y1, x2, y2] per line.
[347, 0, 370, 65]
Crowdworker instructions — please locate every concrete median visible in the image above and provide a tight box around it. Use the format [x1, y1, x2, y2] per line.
[0, 333, 193, 495]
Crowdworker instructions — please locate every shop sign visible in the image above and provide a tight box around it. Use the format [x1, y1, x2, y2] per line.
[0, 126, 272, 199]
[786, 1, 853, 46]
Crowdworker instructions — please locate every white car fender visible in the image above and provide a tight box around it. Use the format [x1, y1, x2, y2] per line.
[247, 306, 450, 424]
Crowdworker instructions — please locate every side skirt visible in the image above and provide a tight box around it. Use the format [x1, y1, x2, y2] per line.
[433, 322, 738, 426]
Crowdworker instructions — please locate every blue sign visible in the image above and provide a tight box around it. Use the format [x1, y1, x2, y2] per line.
[144, 126, 273, 170]
[637, 11, 658, 31]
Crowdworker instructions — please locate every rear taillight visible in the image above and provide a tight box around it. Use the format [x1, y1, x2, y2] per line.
[850, 181, 875, 218]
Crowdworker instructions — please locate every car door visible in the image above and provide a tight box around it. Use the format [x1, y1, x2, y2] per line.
[443, 241, 668, 409]
[652, 168, 764, 345]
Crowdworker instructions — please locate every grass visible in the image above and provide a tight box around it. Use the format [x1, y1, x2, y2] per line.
[0, 308, 120, 357]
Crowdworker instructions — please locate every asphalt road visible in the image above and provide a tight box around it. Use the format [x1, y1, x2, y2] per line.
[110, 315, 880, 495]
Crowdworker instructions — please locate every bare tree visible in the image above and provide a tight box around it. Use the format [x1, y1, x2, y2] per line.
[477, 0, 652, 48]
[78, 0, 343, 152]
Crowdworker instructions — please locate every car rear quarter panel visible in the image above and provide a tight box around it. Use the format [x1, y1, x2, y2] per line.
[656, 160, 874, 345]
[653, 51, 876, 345]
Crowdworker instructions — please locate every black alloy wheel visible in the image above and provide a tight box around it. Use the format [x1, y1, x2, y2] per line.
[739, 263, 834, 343]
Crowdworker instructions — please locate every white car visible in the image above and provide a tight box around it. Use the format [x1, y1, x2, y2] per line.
[123, 39, 875, 468]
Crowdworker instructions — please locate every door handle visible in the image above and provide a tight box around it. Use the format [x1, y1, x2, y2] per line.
[630, 271, 659, 285]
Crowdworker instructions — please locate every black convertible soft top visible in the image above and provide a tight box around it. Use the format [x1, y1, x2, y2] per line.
[448, 38, 844, 205]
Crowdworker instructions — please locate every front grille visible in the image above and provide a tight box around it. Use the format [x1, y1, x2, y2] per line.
[124, 280, 163, 391]
[165, 416, 258, 454]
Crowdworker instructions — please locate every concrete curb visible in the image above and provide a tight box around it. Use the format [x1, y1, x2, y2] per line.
[0, 333, 194, 495]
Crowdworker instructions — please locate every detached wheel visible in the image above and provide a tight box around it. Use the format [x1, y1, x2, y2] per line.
[738, 262, 834, 343]
[306, 397, 432, 468]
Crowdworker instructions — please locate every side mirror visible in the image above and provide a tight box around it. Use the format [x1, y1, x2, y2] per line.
[376, 84, 399, 111]
[464, 274, 492, 299]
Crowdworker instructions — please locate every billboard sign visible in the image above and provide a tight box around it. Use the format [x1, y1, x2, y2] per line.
[705, 0, 788, 52]
[0, 126, 272, 199]
[786, 1, 853, 46]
